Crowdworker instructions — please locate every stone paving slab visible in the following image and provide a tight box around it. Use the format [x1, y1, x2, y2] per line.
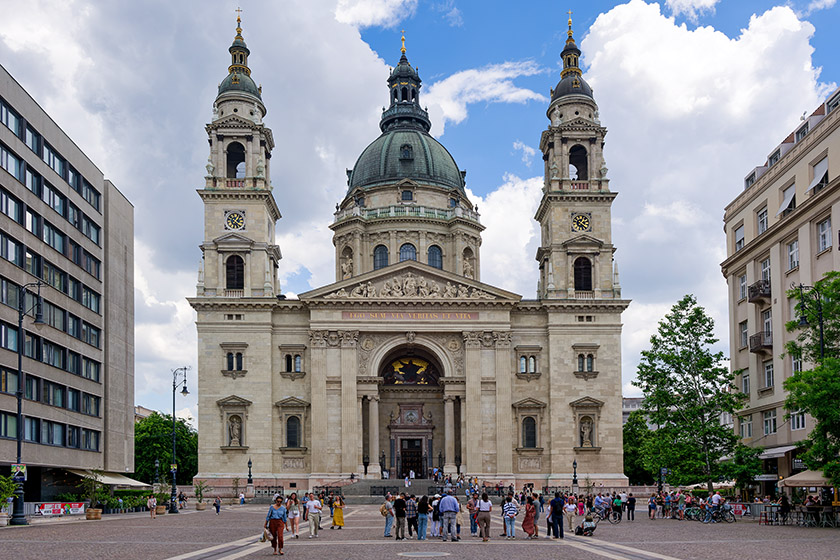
[1, 504, 839, 560]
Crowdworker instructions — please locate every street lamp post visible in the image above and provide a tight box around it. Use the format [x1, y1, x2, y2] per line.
[169, 366, 190, 513]
[11, 281, 45, 526]
[154, 458, 160, 485]
[795, 283, 825, 359]
[572, 459, 578, 493]
[247, 458, 253, 485]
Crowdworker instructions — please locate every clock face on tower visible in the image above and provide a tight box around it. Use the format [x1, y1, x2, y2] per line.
[571, 213, 591, 232]
[225, 211, 246, 231]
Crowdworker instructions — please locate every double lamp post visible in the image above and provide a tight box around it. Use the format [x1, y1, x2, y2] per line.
[169, 366, 190, 513]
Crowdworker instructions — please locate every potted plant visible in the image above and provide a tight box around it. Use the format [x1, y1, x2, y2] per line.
[81, 470, 104, 520]
[155, 492, 168, 515]
[0, 474, 16, 526]
[194, 480, 212, 511]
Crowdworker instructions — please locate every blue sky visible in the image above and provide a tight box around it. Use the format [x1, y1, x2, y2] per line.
[1, 0, 837, 421]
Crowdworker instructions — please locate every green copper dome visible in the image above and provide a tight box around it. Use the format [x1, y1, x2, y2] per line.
[218, 72, 261, 99]
[348, 128, 465, 193]
[347, 42, 465, 194]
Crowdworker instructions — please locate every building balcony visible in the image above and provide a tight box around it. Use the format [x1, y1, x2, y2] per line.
[748, 279, 771, 303]
[573, 290, 594, 299]
[333, 204, 481, 225]
[569, 181, 590, 190]
[224, 289, 244, 298]
[749, 331, 773, 353]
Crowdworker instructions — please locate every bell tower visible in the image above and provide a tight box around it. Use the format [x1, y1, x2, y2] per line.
[534, 14, 621, 301]
[197, 14, 282, 298]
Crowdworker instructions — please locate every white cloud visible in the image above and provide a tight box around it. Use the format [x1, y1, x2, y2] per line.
[467, 174, 543, 297]
[424, 61, 547, 136]
[801, 0, 837, 16]
[334, 0, 417, 28]
[512, 140, 538, 167]
[583, 0, 833, 389]
[665, 0, 720, 22]
[434, 1, 463, 27]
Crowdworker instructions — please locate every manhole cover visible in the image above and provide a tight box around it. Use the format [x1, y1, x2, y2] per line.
[397, 554, 451, 558]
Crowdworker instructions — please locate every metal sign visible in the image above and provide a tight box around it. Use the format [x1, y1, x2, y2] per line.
[754, 474, 779, 481]
[170, 464, 177, 472]
[11, 464, 26, 482]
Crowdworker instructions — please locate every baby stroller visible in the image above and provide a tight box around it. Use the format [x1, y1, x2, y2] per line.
[574, 514, 597, 536]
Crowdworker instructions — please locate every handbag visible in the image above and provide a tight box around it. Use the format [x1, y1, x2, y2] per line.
[261, 527, 272, 543]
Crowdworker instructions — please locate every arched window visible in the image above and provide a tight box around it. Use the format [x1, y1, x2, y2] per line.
[226, 255, 244, 290]
[569, 144, 588, 180]
[294, 355, 302, 373]
[411, 89, 417, 101]
[586, 354, 594, 372]
[399, 243, 416, 262]
[227, 352, 234, 371]
[285, 355, 292, 372]
[401, 87, 408, 101]
[235, 352, 243, 371]
[226, 141, 246, 178]
[578, 354, 585, 372]
[286, 416, 301, 448]
[393, 90, 398, 103]
[428, 245, 443, 269]
[519, 356, 527, 373]
[373, 245, 389, 270]
[522, 417, 537, 448]
[528, 356, 536, 373]
[574, 257, 592, 292]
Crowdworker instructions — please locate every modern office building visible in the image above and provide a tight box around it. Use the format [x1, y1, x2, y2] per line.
[720, 86, 839, 494]
[0, 63, 135, 500]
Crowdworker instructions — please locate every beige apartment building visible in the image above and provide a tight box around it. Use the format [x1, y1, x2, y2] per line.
[721, 86, 840, 495]
[192, 19, 630, 490]
[0, 63, 135, 501]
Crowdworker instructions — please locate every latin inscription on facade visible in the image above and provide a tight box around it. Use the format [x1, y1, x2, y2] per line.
[342, 311, 478, 321]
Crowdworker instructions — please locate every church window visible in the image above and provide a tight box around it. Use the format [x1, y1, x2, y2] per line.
[285, 354, 292, 372]
[586, 354, 594, 372]
[528, 356, 536, 373]
[427, 245, 442, 269]
[399, 243, 416, 262]
[401, 87, 408, 101]
[294, 355, 302, 372]
[393, 90, 398, 103]
[411, 89, 417, 101]
[373, 245, 389, 270]
[519, 356, 527, 373]
[226, 255, 245, 290]
[227, 352, 235, 371]
[569, 144, 588, 180]
[400, 144, 413, 160]
[573, 257, 592, 291]
[449, 197, 458, 208]
[401, 190, 413, 201]
[235, 352, 243, 371]
[577, 354, 585, 372]
[226, 142, 246, 178]
[286, 416, 301, 448]
[522, 417, 537, 448]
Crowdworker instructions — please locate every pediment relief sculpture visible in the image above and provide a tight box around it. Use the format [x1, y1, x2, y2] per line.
[324, 271, 495, 300]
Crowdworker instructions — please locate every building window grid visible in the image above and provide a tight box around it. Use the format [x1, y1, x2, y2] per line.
[763, 360, 774, 388]
[739, 321, 748, 349]
[739, 274, 747, 300]
[787, 240, 799, 270]
[763, 409, 777, 435]
[742, 370, 750, 394]
[740, 414, 753, 439]
[757, 208, 768, 235]
[817, 218, 832, 252]
[790, 411, 806, 431]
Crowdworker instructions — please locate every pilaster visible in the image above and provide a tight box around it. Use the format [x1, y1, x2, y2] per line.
[309, 330, 328, 473]
[463, 331, 482, 475]
[340, 330, 359, 473]
[494, 331, 513, 475]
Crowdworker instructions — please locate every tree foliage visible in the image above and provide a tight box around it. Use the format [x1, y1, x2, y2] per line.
[633, 295, 746, 492]
[623, 410, 655, 485]
[784, 271, 840, 488]
[134, 412, 198, 485]
[720, 443, 763, 496]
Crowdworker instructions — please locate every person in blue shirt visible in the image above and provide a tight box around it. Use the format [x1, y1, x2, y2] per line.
[438, 490, 460, 542]
[265, 495, 289, 556]
[549, 492, 565, 539]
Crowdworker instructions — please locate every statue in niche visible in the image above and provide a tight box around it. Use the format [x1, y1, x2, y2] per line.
[253, 102, 262, 124]
[341, 258, 353, 279]
[580, 417, 593, 447]
[205, 157, 215, 178]
[256, 157, 265, 178]
[228, 415, 242, 446]
[550, 107, 561, 126]
[463, 260, 474, 279]
[212, 104, 219, 120]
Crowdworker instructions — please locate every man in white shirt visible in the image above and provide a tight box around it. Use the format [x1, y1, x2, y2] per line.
[619, 491, 628, 513]
[306, 493, 322, 537]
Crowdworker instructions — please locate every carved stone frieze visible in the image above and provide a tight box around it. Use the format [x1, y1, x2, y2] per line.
[221, 369, 248, 379]
[308, 330, 327, 347]
[324, 271, 495, 300]
[494, 331, 512, 348]
[463, 331, 482, 349]
[357, 334, 392, 376]
[340, 330, 359, 347]
[326, 331, 341, 347]
[480, 332, 495, 348]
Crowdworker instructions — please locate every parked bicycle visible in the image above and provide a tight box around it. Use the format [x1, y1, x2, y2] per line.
[593, 505, 622, 524]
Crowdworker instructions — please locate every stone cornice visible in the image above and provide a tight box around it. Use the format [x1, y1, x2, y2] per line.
[534, 191, 617, 222]
[197, 188, 281, 221]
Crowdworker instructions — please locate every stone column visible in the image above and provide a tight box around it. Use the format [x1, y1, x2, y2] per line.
[463, 331, 482, 475]
[309, 331, 328, 474]
[369, 395, 381, 478]
[444, 395, 456, 474]
[494, 332, 513, 476]
[340, 331, 359, 473]
[357, 395, 365, 475]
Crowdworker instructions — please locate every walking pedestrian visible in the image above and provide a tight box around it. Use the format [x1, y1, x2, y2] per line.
[648, 494, 657, 520]
[239, 492, 245, 505]
[467, 492, 479, 537]
[477, 492, 493, 542]
[286, 493, 301, 538]
[627, 493, 636, 521]
[306, 492, 322, 538]
[430, 494, 441, 537]
[214, 496, 221, 515]
[417, 495, 430, 540]
[265, 495, 288, 556]
[549, 492, 565, 539]
[564, 497, 577, 531]
[438, 490, 460, 542]
[406, 494, 418, 538]
[394, 493, 407, 540]
[331, 495, 345, 529]
[523, 496, 537, 539]
[147, 494, 157, 519]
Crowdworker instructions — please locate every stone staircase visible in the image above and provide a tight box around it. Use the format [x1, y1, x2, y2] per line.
[333, 479, 444, 504]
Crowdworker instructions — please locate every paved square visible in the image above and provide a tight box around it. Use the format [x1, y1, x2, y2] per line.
[1, 504, 839, 559]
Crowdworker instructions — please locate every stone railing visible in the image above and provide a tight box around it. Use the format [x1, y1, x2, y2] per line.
[334, 205, 480, 224]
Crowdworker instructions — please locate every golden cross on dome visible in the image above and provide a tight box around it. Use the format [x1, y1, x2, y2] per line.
[401, 29, 406, 54]
[236, 6, 243, 19]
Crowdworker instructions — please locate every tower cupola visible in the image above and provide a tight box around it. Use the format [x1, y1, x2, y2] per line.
[550, 12, 593, 102]
[380, 33, 431, 133]
[217, 14, 262, 101]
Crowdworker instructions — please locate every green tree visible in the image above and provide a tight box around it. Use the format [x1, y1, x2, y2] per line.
[623, 410, 655, 485]
[783, 272, 840, 488]
[720, 443, 763, 499]
[134, 412, 198, 485]
[633, 295, 747, 492]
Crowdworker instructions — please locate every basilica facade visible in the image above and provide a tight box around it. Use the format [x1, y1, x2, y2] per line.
[191, 17, 630, 490]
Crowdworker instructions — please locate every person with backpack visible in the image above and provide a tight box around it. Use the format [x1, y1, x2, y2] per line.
[430, 494, 441, 537]
[381, 494, 395, 537]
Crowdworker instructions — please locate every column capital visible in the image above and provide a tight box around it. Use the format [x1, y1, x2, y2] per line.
[340, 330, 359, 348]
[308, 329, 328, 347]
[494, 331, 512, 348]
[368, 394, 380, 402]
[462, 331, 482, 349]
[443, 394, 457, 403]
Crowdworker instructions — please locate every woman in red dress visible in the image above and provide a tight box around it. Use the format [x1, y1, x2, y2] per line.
[522, 496, 537, 539]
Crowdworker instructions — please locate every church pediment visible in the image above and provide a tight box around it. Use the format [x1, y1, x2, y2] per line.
[207, 114, 260, 130]
[299, 260, 520, 302]
[212, 232, 255, 250]
[560, 234, 603, 249]
[275, 397, 310, 408]
[512, 397, 547, 409]
[216, 395, 253, 407]
[570, 396, 604, 409]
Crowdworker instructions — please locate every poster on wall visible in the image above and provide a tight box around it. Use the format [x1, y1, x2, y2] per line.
[36, 502, 86, 516]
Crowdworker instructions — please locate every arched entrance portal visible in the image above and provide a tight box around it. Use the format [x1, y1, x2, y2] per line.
[378, 346, 444, 479]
